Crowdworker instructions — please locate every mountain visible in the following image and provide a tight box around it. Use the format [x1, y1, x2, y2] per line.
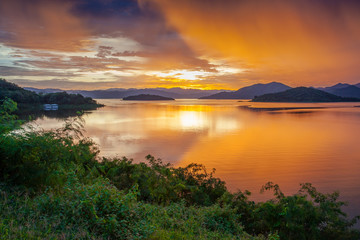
[318, 83, 360, 98]
[252, 87, 360, 102]
[331, 85, 360, 98]
[200, 82, 291, 99]
[24, 87, 63, 94]
[25, 87, 225, 99]
[317, 83, 351, 92]
[123, 94, 174, 101]
[1, 79, 41, 103]
[355, 83, 360, 88]
[0, 79, 101, 107]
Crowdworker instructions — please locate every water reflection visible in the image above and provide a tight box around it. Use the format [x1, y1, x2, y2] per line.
[179, 111, 204, 130]
[32, 99, 360, 221]
[18, 108, 93, 121]
[73, 102, 245, 161]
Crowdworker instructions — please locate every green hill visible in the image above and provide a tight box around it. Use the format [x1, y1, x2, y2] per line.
[252, 87, 360, 102]
[0, 79, 41, 104]
[0, 78, 103, 109]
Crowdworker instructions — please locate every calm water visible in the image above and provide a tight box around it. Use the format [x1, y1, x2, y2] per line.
[32, 99, 360, 219]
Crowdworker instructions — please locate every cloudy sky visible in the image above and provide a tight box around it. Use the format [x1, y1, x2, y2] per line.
[1, 0, 360, 90]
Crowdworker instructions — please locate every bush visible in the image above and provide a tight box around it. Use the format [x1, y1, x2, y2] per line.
[0, 177, 153, 239]
[0, 117, 99, 192]
[35, 175, 153, 239]
[222, 182, 360, 240]
[0, 98, 22, 134]
[144, 201, 256, 240]
[97, 155, 227, 206]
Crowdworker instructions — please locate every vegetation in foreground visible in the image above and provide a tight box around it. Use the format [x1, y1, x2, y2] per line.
[0, 98, 359, 239]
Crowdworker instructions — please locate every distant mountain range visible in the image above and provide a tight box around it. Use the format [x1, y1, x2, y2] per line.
[24, 81, 360, 100]
[200, 82, 291, 99]
[252, 87, 360, 102]
[317, 83, 360, 98]
[24, 87, 227, 99]
[123, 94, 174, 101]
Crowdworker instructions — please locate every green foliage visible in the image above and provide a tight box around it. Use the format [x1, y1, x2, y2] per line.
[0, 78, 41, 104]
[0, 79, 23, 91]
[0, 182, 264, 240]
[34, 175, 153, 239]
[97, 155, 227, 206]
[145, 202, 257, 240]
[221, 182, 360, 240]
[0, 116, 99, 192]
[0, 178, 153, 239]
[0, 98, 22, 134]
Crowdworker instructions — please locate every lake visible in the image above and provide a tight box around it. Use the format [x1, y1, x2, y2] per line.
[32, 99, 360, 220]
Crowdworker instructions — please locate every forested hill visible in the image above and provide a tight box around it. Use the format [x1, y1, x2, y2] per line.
[252, 87, 360, 102]
[0, 79, 40, 103]
[200, 82, 291, 99]
[0, 78, 102, 107]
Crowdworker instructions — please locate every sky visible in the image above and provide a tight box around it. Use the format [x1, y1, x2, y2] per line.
[1, 0, 360, 90]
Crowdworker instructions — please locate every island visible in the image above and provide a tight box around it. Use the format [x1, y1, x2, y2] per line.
[252, 87, 360, 102]
[200, 82, 291, 99]
[123, 94, 175, 101]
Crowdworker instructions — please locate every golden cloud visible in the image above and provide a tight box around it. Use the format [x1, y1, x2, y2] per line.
[142, 0, 360, 85]
[0, 0, 92, 51]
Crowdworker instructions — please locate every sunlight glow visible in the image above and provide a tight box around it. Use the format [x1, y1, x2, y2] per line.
[152, 70, 209, 80]
[215, 66, 244, 75]
[147, 65, 244, 83]
[179, 111, 205, 129]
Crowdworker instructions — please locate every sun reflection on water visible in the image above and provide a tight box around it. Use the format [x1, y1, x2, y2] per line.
[179, 111, 205, 130]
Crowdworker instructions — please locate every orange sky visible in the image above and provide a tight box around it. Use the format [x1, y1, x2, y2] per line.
[1, 0, 360, 90]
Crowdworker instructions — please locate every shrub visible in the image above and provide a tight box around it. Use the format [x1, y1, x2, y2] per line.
[222, 182, 360, 240]
[97, 155, 227, 206]
[34, 175, 154, 239]
[0, 177, 154, 239]
[0, 98, 22, 134]
[0, 117, 98, 192]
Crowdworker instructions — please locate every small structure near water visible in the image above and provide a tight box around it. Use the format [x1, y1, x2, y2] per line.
[43, 104, 59, 111]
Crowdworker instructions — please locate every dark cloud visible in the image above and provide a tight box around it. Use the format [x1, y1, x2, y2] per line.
[112, 51, 141, 57]
[9, 78, 113, 89]
[96, 46, 114, 58]
[8, 75, 157, 90]
[0, 66, 78, 77]
[0, 0, 92, 51]
[15, 56, 133, 72]
[71, 0, 142, 18]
